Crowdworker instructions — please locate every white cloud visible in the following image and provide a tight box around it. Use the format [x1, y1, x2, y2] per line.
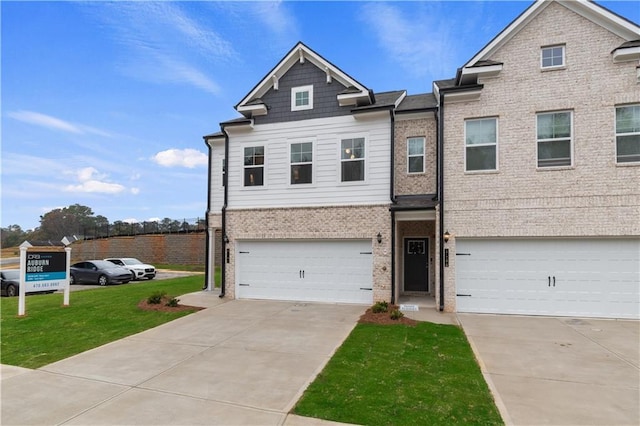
[360, 3, 457, 79]
[63, 167, 126, 194]
[152, 148, 207, 169]
[8, 110, 112, 137]
[122, 218, 138, 224]
[130, 187, 140, 195]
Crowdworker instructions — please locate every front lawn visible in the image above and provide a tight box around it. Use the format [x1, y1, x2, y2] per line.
[294, 322, 503, 425]
[1, 276, 204, 369]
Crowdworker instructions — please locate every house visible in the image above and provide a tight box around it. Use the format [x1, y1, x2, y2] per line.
[204, 0, 640, 319]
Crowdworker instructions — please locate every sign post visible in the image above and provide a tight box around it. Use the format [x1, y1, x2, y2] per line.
[18, 241, 71, 317]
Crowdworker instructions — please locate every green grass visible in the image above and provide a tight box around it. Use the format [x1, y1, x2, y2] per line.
[1, 276, 204, 369]
[155, 264, 206, 272]
[294, 322, 503, 425]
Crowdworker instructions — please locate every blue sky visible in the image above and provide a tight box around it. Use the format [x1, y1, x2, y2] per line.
[2, 1, 638, 231]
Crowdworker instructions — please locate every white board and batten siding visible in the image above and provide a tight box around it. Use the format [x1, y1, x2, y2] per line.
[236, 240, 374, 304]
[455, 239, 640, 319]
[218, 114, 391, 211]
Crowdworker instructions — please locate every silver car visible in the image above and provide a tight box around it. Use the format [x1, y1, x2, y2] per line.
[104, 258, 156, 281]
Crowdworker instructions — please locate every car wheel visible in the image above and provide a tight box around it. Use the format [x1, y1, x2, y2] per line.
[6, 284, 17, 297]
[98, 275, 108, 286]
[69, 274, 76, 285]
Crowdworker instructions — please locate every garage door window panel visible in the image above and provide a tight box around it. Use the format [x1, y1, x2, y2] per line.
[615, 105, 640, 164]
[290, 142, 313, 184]
[537, 112, 572, 168]
[244, 146, 264, 187]
[341, 138, 365, 182]
[465, 118, 497, 171]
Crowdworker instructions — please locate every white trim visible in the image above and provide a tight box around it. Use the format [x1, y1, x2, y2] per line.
[407, 136, 426, 174]
[613, 46, 640, 63]
[236, 104, 267, 116]
[540, 44, 565, 69]
[288, 139, 316, 186]
[536, 110, 574, 169]
[291, 85, 314, 111]
[241, 144, 266, 189]
[464, 117, 499, 172]
[338, 135, 367, 184]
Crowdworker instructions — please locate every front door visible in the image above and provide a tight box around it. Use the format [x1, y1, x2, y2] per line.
[404, 238, 428, 292]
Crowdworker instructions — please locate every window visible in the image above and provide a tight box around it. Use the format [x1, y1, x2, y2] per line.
[537, 111, 572, 167]
[407, 137, 425, 173]
[243, 146, 264, 186]
[341, 137, 365, 182]
[541, 45, 565, 68]
[291, 85, 313, 111]
[290, 142, 313, 184]
[465, 118, 497, 171]
[616, 105, 640, 163]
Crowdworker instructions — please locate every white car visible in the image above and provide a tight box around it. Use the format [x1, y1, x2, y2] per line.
[104, 258, 156, 281]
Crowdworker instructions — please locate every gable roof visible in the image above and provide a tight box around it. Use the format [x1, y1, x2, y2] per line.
[235, 42, 374, 116]
[458, 0, 640, 85]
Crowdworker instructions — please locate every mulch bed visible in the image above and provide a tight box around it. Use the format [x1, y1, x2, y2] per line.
[137, 297, 205, 313]
[358, 305, 418, 326]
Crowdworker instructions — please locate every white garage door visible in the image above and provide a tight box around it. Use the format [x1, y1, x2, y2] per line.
[456, 239, 640, 319]
[236, 240, 373, 304]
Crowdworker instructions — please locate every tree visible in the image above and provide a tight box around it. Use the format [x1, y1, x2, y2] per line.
[34, 204, 108, 241]
[1, 224, 29, 248]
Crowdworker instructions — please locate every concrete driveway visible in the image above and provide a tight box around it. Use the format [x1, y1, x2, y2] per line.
[458, 314, 640, 426]
[1, 294, 364, 425]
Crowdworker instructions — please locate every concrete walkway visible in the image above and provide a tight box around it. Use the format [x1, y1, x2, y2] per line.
[1, 293, 364, 425]
[458, 314, 640, 426]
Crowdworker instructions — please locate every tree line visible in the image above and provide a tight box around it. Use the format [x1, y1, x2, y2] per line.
[1, 204, 205, 248]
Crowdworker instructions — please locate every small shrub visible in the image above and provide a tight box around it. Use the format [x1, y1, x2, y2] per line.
[389, 309, 404, 320]
[147, 291, 167, 305]
[372, 301, 389, 313]
[165, 297, 180, 307]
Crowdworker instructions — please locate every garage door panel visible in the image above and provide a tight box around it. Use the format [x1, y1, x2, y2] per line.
[237, 240, 373, 304]
[456, 239, 639, 319]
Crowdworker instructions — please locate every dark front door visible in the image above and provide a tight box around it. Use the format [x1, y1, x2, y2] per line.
[404, 238, 428, 292]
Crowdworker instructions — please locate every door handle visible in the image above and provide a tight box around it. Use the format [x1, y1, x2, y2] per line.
[302, 270, 305, 278]
[299, 270, 302, 278]
[553, 276, 556, 287]
[548, 276, 551, 287]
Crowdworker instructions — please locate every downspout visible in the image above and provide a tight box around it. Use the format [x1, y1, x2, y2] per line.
[219, 126, 230, 298]
[203, 136, 213, 291]
[437, 92, 445, 312]
[389, 109, 397, 305]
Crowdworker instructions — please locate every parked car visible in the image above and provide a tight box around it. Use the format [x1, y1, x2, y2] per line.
[1, 269, 55, 297]
[104, 258, 156, 281]
[70, 260, 132, 286]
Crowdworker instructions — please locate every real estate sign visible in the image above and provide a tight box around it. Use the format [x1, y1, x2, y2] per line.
[25, 251, 67, 292]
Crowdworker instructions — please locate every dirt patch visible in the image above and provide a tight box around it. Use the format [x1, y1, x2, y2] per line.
[359, 305, 418, 327]
[137, 297, 205, 313]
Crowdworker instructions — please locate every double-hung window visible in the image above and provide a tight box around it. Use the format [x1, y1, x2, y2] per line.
[541, 45, 565, 68]
[465, 118, 497, 171]
[243, 146, 264, 186]
[291, 85, 313, 111]
[537, 111, 572, 168]
[407, 137, 425, 173]
[341, 137, 365, 182]
[615, 105, 640, 163]
[290, 142, 313, 184]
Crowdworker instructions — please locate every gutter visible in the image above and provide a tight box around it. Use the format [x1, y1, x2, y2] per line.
[389, 108, 397, 305]
[219, 126, 230, 298]
[437, 91, 445, 312]
[203, 136, 213, 291]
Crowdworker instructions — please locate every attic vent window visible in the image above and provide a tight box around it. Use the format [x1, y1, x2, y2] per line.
[292, 85, 313, 111]
[541, 45, 565, 69]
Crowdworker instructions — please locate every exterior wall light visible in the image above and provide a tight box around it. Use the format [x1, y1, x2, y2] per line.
[376, 233, 382, 244]
[443, 230, 451, 243]
[223, 234, 230, 244]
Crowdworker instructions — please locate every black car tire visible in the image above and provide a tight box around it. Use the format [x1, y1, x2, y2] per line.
[6, 284, 17, 297]
[70, 274, 76, 285]
[98, 275, 109, 286]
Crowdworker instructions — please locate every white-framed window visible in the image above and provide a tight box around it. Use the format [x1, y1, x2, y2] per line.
[407, 137, 425, 174]
[465, 118, 497, 171]
[291, 85, 313, 111]
[541, 45, 565, 69]
[615, 105, 640, 164]
[537, 111, 572, 168]
[243, 146, 264, 186]
[290, 142, 313, 184]
[341, 137, 365, 182]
